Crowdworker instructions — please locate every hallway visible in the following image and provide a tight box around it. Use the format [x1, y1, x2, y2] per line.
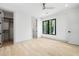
[0, 38, 79, 56]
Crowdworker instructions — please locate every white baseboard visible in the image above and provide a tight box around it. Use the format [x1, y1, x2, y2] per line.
[41, 36, 79, 46]
[67, 41, 79, 46]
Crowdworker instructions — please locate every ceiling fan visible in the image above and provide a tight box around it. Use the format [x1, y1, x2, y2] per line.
[42, 3, 55, 10]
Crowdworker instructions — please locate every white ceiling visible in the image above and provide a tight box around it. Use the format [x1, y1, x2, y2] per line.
[0, 3, 79, 18]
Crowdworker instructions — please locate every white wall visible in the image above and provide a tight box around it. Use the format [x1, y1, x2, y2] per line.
[14, 11, 32, 43]
[38, 7, 79, 45]
[66, 7, 79, 45]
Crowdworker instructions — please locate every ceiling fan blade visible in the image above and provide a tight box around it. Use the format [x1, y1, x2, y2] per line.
[42, 3, 54, 10]
[45, 7, 55, 9]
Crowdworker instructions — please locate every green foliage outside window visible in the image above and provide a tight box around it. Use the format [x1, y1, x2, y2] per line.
[42, 19, 56, 35]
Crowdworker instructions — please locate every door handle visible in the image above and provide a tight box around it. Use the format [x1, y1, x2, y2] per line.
[0, 22, 1, 24]
[68, 31, 71, 33]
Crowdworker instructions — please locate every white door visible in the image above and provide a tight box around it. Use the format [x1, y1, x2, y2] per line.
[32, 19, 37, 39]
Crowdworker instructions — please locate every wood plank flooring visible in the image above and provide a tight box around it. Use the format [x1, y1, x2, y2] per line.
[0, 38, 79, 56]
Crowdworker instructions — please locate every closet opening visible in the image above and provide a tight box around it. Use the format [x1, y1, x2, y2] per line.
[0, 10, 14, 47]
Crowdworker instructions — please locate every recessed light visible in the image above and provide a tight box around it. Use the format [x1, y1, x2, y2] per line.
[65, 4, 69, 7]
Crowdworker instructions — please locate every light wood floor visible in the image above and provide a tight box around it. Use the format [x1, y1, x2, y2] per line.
[0, 38, 79, 56]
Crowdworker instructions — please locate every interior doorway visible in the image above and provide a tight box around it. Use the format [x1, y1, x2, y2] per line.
[0, 10, 14, 47]
[2, 17, 14, 46]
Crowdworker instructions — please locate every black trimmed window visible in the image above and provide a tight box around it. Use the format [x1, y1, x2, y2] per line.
[42, 19, 56, 35]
